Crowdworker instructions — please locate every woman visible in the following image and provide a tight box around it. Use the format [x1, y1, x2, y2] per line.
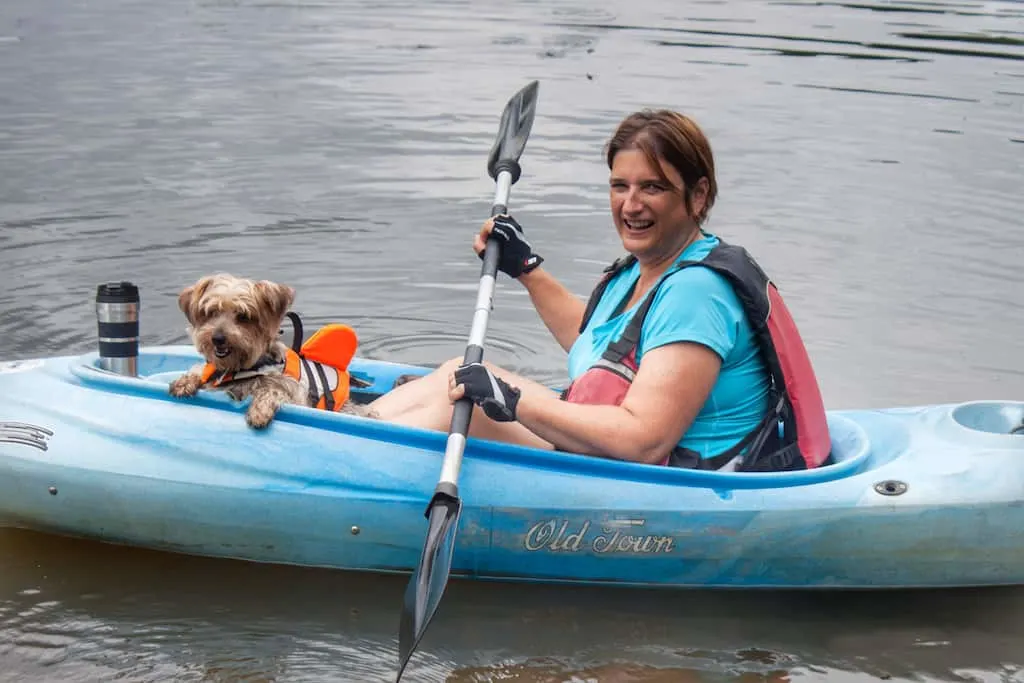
[369, 110, 829, 471]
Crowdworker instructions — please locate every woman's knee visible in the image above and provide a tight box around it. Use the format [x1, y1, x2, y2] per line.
[406, 357, 460, 386]
[440, 356, 463, 372]
[443, 357, 505, 374]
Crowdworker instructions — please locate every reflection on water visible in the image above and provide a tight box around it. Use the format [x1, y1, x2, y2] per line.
[5, 528, 1024, 682]
[1, 0, 1023, 680]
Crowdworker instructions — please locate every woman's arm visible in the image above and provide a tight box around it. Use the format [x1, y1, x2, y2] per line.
[516, 268, 585, 353]
[515, 341, 720, 463]
[473, 216, 584, 352]
[454, 341, 720, 463]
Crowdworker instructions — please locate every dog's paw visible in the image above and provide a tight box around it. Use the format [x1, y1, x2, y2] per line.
[246, 401, 277, 429]
[169, 374, 202, 398]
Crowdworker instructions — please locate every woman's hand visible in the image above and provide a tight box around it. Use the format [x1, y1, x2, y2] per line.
[447, 369, 465, 403]
[474, 215, 543, 278]
[448, 362, 521, 422]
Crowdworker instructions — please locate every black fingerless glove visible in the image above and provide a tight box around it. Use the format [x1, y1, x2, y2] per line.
[454, 362, 521, 422]
[482, 215, 544, 279]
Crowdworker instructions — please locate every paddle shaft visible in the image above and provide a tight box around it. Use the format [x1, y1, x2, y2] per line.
[397, 82, 537, 683]
[435, 169, 514, 494]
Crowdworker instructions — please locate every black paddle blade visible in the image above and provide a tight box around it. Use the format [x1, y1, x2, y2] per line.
[487, 80, 540, 183]
[396, 491, 463, 682]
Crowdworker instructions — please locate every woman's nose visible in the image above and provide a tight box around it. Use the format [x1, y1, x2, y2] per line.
[622, 189, 643, 213]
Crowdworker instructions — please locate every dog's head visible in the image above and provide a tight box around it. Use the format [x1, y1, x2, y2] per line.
[177, 273, 295, 372]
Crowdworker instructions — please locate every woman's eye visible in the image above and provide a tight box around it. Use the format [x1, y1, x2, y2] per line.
[643, 183, 664, 193]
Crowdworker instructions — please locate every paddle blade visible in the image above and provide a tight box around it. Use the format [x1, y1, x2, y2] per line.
[487, 80, 539, 183]
[396, 491, 463, 682]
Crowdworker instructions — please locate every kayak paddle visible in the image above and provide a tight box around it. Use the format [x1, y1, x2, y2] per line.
[396, 79, 540, 682]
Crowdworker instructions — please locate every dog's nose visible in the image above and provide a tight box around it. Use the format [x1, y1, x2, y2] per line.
[212, 332, 227, 346]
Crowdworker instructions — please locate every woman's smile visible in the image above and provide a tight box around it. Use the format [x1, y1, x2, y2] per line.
[622, 217, 654, 232]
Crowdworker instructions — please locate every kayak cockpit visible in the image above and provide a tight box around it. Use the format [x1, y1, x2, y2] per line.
[66, 347, 877, 488]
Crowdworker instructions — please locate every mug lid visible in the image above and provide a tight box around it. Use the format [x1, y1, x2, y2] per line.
[96, 281, 140, 304]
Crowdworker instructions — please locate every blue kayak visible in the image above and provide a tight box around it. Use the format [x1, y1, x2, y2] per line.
[1, 345, 1023, 589]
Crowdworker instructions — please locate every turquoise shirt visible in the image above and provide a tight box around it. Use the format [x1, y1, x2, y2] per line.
[567, 234, 770, 460]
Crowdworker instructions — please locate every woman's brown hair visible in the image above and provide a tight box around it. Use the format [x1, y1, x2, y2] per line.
[605, 110, 718, 224]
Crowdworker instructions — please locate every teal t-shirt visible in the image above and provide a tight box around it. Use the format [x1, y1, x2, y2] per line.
[567, 234, 770, 460]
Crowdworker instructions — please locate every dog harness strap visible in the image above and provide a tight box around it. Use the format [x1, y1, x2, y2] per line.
[200, 364, 223, 385]
[313, 362, 335, 411]
[200, 355, 285, 388]
[286, 311, 304, 352]
[297, 355, 322, 406]
[246, 354, 281, 374]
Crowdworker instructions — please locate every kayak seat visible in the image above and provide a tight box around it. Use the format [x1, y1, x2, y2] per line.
[822, 413, 870, 469]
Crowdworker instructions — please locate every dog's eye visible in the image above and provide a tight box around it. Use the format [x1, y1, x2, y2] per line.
[236, 312, 252, 323]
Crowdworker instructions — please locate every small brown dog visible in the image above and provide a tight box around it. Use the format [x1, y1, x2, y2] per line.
[169, 273, 370, 428]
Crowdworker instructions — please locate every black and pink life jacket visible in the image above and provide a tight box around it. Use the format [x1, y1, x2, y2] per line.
[562, 241, 832, 472]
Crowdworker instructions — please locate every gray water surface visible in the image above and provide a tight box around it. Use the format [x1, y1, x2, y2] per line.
[1, 0, 1023, 680]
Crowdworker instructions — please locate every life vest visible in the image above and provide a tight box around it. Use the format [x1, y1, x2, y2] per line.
[564, 241, 832, 472]
[200, 313, 359, 412]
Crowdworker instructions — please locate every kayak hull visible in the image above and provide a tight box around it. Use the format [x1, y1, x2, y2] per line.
[1, 347, 1023, 589]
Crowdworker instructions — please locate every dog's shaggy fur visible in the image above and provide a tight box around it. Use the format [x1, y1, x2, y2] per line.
[168, 273, 369, 428]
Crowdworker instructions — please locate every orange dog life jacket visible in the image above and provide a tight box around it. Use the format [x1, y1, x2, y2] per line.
[200, 322, 359, 412]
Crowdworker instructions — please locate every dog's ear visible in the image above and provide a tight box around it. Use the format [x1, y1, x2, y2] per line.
[178, 276, 213, 325]
[255, 281, 295, 320]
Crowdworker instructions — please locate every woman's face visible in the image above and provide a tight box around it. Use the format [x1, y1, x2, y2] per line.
[608, 148, 703, 266]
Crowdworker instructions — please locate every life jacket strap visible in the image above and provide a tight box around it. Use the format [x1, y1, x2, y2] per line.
[285, 311, 304, 352]
[666, 393, 789, 471]
[579, 255, 636, 335]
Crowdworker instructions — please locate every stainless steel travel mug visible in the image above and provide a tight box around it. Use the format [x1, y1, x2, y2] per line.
[95, 282, 139, 376]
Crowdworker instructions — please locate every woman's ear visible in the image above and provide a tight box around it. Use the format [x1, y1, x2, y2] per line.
[690, 176, 710, 221]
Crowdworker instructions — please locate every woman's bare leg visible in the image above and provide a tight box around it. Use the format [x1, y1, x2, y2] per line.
[368, 357, 557, 451]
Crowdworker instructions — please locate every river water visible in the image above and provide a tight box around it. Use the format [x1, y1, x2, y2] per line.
[1, 0, 1023, 681]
